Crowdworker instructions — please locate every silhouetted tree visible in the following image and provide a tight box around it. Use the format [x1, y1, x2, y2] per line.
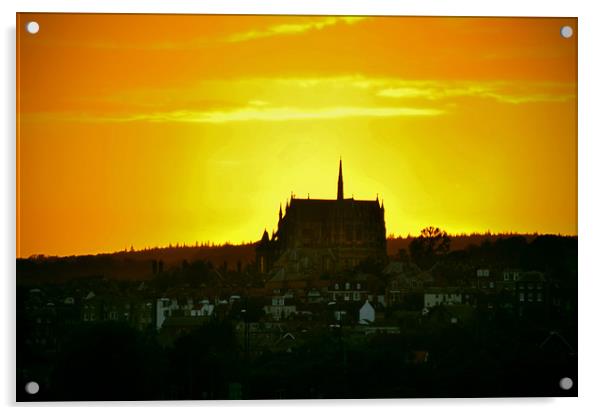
[409, 227, 451, 269]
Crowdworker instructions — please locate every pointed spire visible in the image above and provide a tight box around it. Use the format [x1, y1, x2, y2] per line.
[261, 228, 269, 243]
[337, 157, 344, 200]
[279, 204, 283, 221]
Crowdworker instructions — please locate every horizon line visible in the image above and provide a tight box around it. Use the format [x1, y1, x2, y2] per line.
[17, 231, 578, 260]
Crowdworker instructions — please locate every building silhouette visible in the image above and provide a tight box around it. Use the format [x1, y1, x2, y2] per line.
[257, 159, 386, 279]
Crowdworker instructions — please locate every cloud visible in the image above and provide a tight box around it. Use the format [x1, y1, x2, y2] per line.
[376, 80, 575, 104]
[26, 105, 444, 124]
[263, 76, 575, 105]
[123, 105, 443, 123]
[225, 17, 367, 42]
[155, 106, 444, 123]
[22, 75, 574, 126]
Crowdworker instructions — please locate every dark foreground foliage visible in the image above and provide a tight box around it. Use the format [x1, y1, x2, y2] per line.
[17, 316, 576, 401]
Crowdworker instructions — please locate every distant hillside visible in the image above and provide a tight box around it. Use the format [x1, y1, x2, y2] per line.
[17, 233, 571, 283]
[386, 233, 542, 257]
[17, 243, 257, 283]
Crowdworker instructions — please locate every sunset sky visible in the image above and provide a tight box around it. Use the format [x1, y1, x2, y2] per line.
[17, 14, 577, 257]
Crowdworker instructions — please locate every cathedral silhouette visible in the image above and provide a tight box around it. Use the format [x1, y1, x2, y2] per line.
[257, 159, 387, 278]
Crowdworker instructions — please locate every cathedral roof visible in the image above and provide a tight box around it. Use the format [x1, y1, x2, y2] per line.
[286, 197, 382, 221]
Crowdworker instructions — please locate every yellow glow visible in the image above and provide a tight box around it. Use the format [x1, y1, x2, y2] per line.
[16, 14, 577, 257]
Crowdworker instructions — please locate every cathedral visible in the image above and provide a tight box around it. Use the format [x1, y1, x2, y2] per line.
[256, 159, 387, 277]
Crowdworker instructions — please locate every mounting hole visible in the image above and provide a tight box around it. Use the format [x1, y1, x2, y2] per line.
[24, 381, 39, 395]
[26, 21, 40, 34]
[559, 377, 573, 390]
[560, 25, 573, 39]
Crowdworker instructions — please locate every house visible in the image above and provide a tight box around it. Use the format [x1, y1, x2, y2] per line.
[502, 269, 522, 283]
[328, 276, 369, 303]
[473, 268, 520, 310]
[384, 261, 431, 308]
[306, 288, 324, 304]
[424, 287, 472, 309]
[516, 271, 547, 305]
[476, 268, 495, 290]
[273, 332, 297, 353]
[156, 297, 218, 329]
[156, 297, 178, 329]
[358, 300, 375, 325]
[264, 296, 297, 321]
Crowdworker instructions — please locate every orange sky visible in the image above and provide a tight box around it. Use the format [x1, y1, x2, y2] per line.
[16, 14, 577, 257]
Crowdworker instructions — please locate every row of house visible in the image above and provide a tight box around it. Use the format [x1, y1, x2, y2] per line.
[20, 261, 558, 352]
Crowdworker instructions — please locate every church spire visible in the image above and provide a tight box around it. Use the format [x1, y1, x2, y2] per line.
[261, 228, 269, 243]
[337, 157, 344, 200]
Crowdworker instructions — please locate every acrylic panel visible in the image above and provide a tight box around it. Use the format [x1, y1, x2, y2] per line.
[16, 13, 577, 401]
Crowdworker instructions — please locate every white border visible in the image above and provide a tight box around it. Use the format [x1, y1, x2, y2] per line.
[3, 1, 601, 414]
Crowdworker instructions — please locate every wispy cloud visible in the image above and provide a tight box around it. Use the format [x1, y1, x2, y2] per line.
[30, 105, 443, 124]
[264, 76, 575, 104]
[377, 80, 575, 104]
[225, 17, 367, 42]
[145, 106, 444, 123]
[22, 75, 574, 126]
